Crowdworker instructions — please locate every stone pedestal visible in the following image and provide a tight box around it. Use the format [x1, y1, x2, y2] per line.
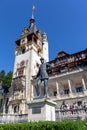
[28, 98, 56, 122]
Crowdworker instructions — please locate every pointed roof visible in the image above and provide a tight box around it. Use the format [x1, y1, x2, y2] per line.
[27, 6, 37, 34]
[56, 51, 69, 59]
[28, 19, 37, 34]
[20, 6, 37, 39]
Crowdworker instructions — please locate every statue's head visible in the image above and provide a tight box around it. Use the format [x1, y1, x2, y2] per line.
[40, 57, 44, 63]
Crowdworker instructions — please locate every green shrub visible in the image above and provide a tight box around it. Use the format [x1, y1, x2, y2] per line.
[0, 120, 87, 130]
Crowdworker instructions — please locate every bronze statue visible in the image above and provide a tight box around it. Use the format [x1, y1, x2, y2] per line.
[36, 58, 50, 98]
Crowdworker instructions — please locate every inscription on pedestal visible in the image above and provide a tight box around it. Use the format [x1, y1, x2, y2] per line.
[32, 106, 41, 114]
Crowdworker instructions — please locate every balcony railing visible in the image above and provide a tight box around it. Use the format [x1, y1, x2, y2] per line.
[0, 114, 28, 124]
[56, 108, 87, 121]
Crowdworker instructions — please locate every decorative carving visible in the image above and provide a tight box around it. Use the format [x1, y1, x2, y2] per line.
[12, 78, 24, 91]
[20, 61, 25, 67]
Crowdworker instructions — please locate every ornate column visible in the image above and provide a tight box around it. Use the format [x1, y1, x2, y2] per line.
[56, 82, 60, 99]
[68, 79, 73, 97]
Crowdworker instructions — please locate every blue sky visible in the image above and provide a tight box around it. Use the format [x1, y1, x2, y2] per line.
[0, 0, 87, 73]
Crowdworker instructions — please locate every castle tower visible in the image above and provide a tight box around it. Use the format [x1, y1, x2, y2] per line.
[8, 7, 49, 114]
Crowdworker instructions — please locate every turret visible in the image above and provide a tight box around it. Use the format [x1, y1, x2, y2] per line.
[42, 32, 49, 62]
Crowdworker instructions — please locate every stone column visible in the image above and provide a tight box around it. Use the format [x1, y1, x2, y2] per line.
[3, 97, 6, 114]
[3, 102, 5, 114]
[56, 82, 60, 99]
[81, 77, 87, 95]
[68, 79, 73, 97]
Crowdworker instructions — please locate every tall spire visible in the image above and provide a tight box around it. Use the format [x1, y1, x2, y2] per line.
[32, 5, 36, 19]
[28, 5, 37, 34]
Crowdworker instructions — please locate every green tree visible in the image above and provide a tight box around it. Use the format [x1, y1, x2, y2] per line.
[0, 70, 5, 84]
[0, 70, 13, 88]
[3, 71, 13, 88]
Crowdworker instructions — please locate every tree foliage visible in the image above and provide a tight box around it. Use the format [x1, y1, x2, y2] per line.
[0, 70, 13, 88]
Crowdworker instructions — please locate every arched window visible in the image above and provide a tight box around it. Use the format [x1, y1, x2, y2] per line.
[14, 105, 19, 113]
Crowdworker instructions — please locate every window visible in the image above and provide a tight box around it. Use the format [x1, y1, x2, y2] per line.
[54, 91, 57, 96]
[36, 63, 39, 68]
[76, 87, 83, 93]
[17, 68, 24, 76]
[64, 89, 69, 94]
[59, 58, 67, 63]
[77, 101, 82, 106]
[22, 48, 25, 54]
[14, 105, 19, 113]
[20, 61, 24, 67]
[0, 99, 2, 108]
[22, 39, 25, 43]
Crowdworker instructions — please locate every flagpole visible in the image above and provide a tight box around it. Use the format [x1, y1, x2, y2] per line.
[32, 5, 36, 19]
[32, 10, 34, 19]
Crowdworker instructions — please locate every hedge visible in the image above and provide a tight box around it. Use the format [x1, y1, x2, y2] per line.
[0, 120, 87, 130]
